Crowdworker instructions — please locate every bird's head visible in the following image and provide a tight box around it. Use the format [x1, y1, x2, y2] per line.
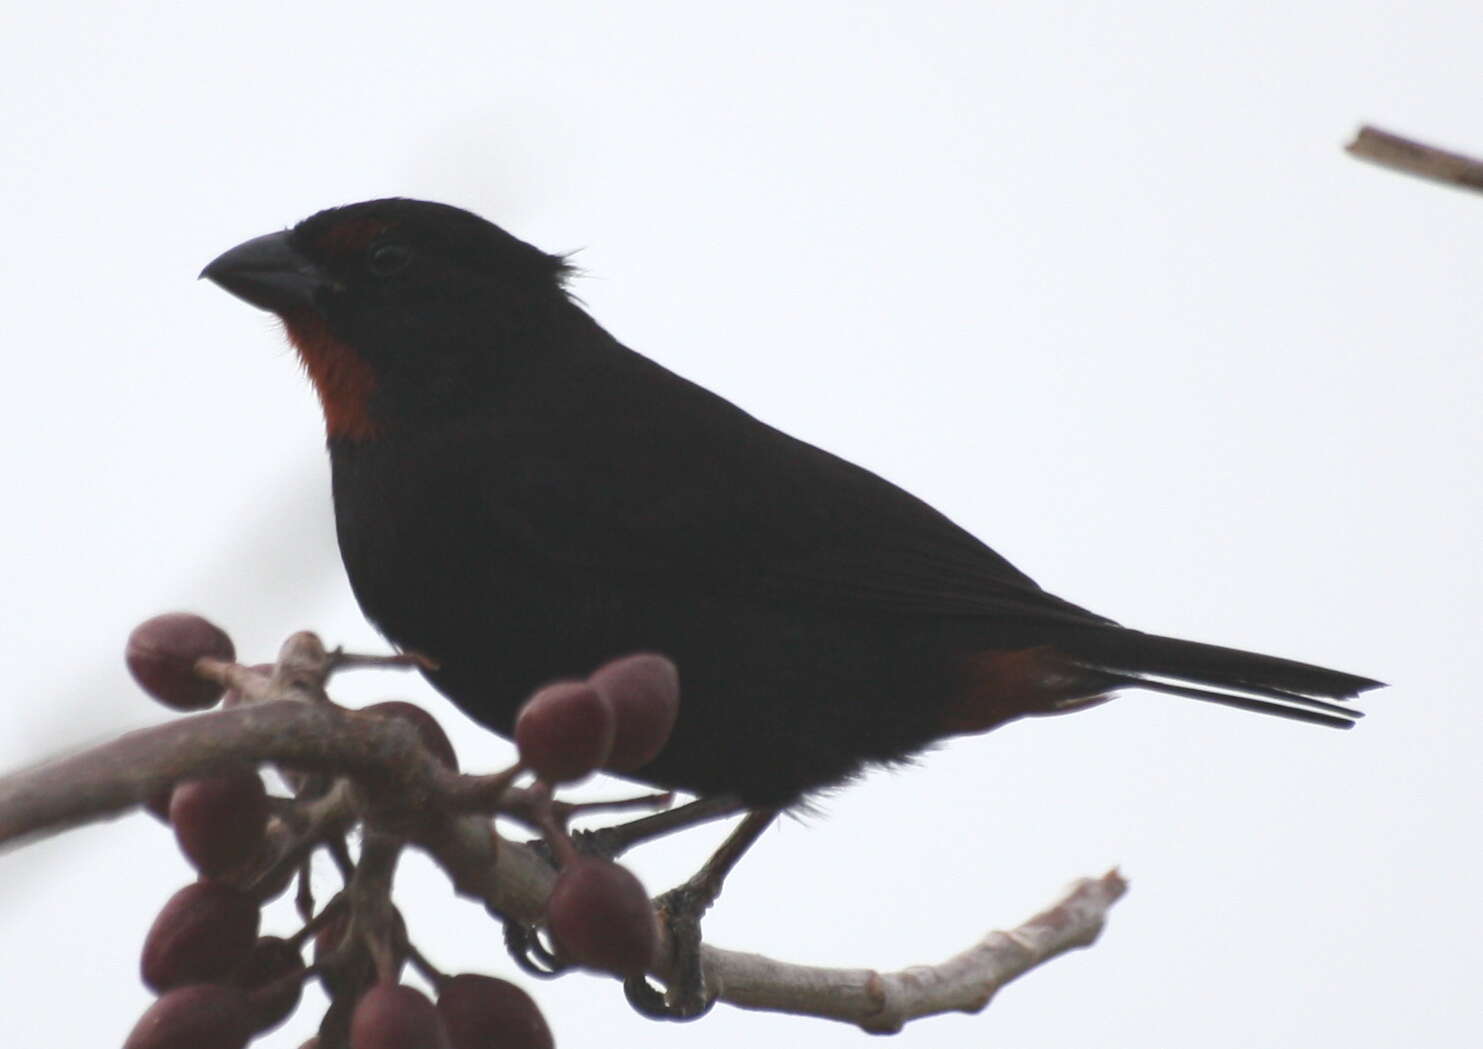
[202, 198, 573, 441]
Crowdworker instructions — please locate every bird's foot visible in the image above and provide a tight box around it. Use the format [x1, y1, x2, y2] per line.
[623, 806, 778, 1019]
[624, 879, 717, 1020]
[509, 822, 684, 981]
[523, 823, 623, 869]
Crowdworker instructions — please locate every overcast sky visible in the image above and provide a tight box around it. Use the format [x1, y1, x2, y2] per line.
[2, 3, 1479, 1047]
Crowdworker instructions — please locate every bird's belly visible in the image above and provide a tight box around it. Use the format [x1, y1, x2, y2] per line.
[352, 547, 957, 804]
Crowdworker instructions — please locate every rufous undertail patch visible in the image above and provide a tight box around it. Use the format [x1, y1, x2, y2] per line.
[941, 646, 1113, 734]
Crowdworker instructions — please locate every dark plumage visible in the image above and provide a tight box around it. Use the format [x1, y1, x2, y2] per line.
[204, 198, 1381, 806]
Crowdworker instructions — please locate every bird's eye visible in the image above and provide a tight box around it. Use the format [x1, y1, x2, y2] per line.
[368, 242, 412, 276]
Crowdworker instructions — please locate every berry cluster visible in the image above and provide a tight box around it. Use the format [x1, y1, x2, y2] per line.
[122, 613, 681, 1048]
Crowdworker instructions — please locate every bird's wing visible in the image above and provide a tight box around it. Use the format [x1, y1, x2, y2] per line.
[476, 356, 1111, 629]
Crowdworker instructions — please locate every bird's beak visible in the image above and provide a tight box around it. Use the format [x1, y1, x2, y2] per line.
[200, 230, 335, 314]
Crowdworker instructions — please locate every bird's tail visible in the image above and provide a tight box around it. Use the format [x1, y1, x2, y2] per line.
[1057, 628, 1382, 728]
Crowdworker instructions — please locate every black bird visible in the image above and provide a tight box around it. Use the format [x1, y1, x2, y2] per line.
[204, 198, 1380, 1007]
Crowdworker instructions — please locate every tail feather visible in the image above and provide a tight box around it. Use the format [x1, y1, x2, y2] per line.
[1060, 629, 1382, 729]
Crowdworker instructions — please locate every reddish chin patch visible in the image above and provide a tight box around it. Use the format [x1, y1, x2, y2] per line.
[282, 311, 379, 441]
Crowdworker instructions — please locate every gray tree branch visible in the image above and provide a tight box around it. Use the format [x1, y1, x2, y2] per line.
[1347, 125, 1483, 193]
[0, 631, 1126, 1032]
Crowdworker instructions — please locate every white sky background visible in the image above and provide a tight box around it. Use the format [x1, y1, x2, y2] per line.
[2, 3, 1479, 1046]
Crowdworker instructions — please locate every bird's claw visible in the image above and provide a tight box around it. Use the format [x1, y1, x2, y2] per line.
[501, 917, 570, 978]
[623, 883, 716, 1020]
[624, 973, 717, 1020]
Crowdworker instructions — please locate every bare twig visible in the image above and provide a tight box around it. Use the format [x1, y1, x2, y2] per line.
[327, 647, 439, 673]
[1347, 125, 1483, 193]
[0, 633, 1130, 1033]
[347, 830, 405, 983]
[413, 815, 1127, 1030]
[0, 699, 438, 848]
[702, 870, 1126, 1031]
[248, 780, 360, 902]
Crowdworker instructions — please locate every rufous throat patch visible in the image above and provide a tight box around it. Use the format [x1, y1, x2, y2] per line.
[282, 311, 379, 442]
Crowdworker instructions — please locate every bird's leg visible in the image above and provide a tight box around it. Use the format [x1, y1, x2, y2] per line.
[522, 794, 744, 870]
[573, 793, 745, 860]
[626, 807, 780, 1020]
